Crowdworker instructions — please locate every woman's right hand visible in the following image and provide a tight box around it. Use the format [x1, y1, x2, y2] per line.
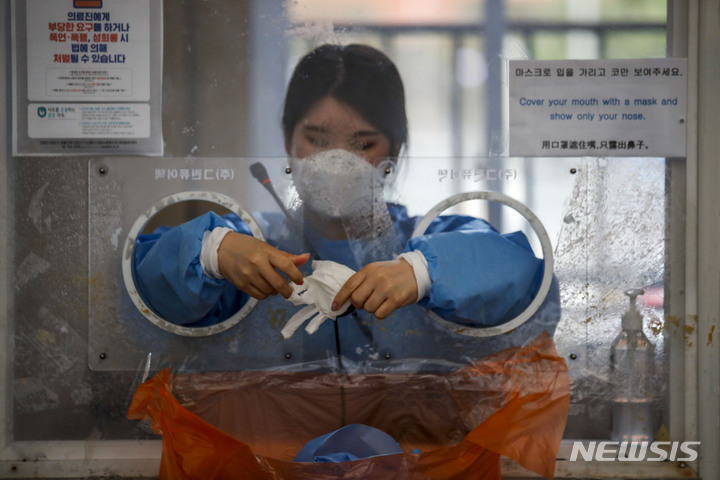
[217, 232, 309, 300]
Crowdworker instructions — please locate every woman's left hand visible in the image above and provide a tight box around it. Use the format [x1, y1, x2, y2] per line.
[332, 259, 418, 319]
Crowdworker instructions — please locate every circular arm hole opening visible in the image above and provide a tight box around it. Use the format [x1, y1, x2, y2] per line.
[411, 190, 554, 337]
[122, 191, 264, 337]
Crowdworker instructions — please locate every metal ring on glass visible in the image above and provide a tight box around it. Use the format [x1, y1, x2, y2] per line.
[411, 191, 554, 337]
[122, 191, 264, 337]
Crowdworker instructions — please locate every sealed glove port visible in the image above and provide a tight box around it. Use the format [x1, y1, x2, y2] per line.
[122, 191, 264, 337]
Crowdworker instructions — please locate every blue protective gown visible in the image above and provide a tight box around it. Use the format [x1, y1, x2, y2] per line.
[133, 204, 543, 331]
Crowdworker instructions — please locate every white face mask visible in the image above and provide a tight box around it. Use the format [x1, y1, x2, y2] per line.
[290, 149, 401, 263]
[291, 149, 386, 219]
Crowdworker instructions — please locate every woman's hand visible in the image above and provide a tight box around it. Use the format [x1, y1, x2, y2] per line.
[332, 259, 418, 319]
[217, 232, 309, 300]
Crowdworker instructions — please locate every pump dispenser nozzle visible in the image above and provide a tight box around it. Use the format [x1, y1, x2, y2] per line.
[621, 288, 645, 331]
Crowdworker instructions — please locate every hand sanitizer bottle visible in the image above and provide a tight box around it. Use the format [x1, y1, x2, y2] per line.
[610, 288, 655, 442]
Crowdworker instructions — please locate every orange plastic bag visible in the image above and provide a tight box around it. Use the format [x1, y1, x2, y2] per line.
[128, 332, 569, 479]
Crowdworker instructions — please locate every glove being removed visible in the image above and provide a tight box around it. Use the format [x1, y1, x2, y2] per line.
[281, 260, 355, 339]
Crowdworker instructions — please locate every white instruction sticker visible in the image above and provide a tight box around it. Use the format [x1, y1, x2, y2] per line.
[509, 58, 687, 157]
[26, 0, 150, 101]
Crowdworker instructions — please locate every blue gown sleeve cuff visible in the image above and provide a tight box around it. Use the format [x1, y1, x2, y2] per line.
[134, 212, 251, 325]
[407, 229, 543, 327]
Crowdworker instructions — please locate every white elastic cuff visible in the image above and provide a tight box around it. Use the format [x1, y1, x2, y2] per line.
[397, 250, 432, 302]
[200, 227, 234, 279]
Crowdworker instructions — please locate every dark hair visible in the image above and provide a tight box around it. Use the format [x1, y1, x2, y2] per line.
[282, 44, 408, 156]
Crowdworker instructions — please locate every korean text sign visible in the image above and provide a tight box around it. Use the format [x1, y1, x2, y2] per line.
[509, 59, 687, 158]
[13, 0, 163, 156]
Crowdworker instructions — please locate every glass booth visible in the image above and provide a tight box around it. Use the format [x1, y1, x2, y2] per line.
[2, 0, 714, 478]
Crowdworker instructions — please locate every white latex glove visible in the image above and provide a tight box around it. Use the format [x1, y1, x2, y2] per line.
[281, 260, 355, 339]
